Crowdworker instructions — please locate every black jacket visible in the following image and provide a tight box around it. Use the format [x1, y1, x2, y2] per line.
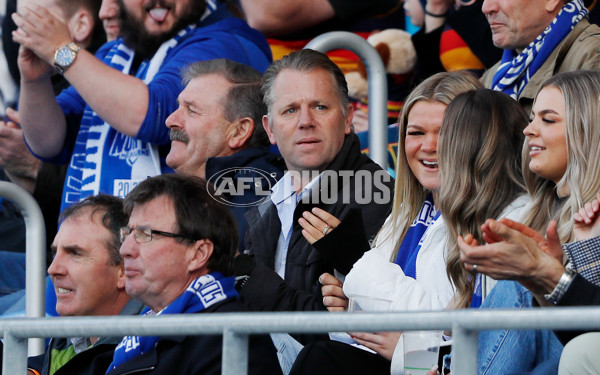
[104, 298, 282, 375]
[239, 133, 393, 313]
[27, 299, 144, 375]
[205, 147, 285, 252]
[554, 274, 600, 344]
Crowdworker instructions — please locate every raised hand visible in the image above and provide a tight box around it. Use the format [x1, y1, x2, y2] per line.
[573, 193, 600, 241]
[299, 207, 341, 244]
[15, 44, 52, 83]
[12, 4, 72, 64]
[0, 108, 40, 192]
[459, 218, 565, 295]
[0, 108, 40, 179]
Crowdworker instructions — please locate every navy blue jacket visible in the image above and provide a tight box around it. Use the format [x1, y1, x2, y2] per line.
[206, 147, 285, 251]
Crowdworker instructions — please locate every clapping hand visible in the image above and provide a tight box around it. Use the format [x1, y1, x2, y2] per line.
[573, 193, 600, 241]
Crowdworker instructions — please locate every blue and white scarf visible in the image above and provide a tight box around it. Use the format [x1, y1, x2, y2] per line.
[394, 193, 439, 279]
[491, 0, 587, 99]
[469, 273, 483, 308]
[106, 272, 237, 372]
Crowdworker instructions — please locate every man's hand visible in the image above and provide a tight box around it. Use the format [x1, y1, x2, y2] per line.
[319, 272, 348, 312]
[459, 218, 565, 295]
[0, 108, 40, 192]
[12, 4, 72, 65]
[299, 207, 341, 245]
[15, 44, 53, 83]
[348, 331, 401, 360]
[573, 193, 600, 241]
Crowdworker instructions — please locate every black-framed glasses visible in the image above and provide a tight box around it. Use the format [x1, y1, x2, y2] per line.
[119, 226, 194, 244]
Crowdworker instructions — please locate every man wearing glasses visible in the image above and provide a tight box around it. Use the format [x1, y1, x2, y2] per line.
[106, 174, 281, 375]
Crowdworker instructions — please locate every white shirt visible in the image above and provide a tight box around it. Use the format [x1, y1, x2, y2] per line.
[270, 172, 321, 278]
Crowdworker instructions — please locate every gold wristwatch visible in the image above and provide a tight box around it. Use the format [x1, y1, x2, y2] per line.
[53, 42, 80, 74]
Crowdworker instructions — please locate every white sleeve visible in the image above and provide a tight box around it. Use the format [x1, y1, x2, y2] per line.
[343, 237, 453, 312]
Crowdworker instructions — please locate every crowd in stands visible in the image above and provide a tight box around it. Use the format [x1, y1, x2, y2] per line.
[1, 0, 600, 374]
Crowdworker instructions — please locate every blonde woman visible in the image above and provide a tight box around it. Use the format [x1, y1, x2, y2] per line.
[457, 71, 600, 374]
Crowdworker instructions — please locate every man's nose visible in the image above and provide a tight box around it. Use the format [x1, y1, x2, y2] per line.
[47, 251, 66, 276]
[119, 232, 138, 258]
[165, 108, 182, 129]
[298, 108, 314, 128]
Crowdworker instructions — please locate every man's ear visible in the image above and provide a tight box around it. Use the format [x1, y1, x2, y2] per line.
[187, 239, 214, 274]
[116, 265, 126, 290]
[344, 104, 354, 135]
[227, 118, 254, 150]
[68, 9, 94, 44]
[545, 0, 563, 12]
[262, 115, 277, 145]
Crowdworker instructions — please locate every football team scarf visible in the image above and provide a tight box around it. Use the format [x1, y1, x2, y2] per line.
[394, 193, 439, 279]
[491, 0, 587, 99]
[106, 272, 237, 372]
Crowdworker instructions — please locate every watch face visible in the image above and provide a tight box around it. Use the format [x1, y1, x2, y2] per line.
[56, 47, 75, 67]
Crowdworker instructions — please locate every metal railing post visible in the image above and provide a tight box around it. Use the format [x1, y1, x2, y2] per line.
[222, 329, 249, 375]
[0, 181, 46, 356]
[305, 31, 389, 170]
[452, 323, 479, 375]
[3, 330, 28, 375]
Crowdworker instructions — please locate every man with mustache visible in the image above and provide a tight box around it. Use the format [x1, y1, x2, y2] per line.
[11, 0, 272, 216]
[165, 58, 284, 251]
[480, 0, 600, 113]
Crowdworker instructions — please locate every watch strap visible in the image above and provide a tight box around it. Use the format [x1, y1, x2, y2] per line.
[544, 268, 576, 304]
[54, 42, 80, 74]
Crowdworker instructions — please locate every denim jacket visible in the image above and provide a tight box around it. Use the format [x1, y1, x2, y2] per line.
[476, 281, 563, 375]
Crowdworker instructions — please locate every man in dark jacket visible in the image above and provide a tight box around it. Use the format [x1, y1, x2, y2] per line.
[108, 174, 281, 375]
[236, 49, 393, 314]
[165, 58, 284, 251]
[26, 194, 142, 375]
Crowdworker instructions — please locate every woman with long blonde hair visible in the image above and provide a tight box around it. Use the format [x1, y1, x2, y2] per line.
[454, 71, 600, 374]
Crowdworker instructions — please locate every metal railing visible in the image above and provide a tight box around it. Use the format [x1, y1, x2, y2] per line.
[2, 307, 600, 374]
[0, 181, 46, 356]
[305, 31, 389, 171]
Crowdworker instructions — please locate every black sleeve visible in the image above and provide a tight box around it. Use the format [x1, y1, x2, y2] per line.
[447, 1, 502, 68]
[327, 0, 399, 20]
[238, 259, 326, 312]
[312, 208, 370, 275]
[33, 163, 67, 260]
[554, 274, 600, 344]
[26, 353, 44, 373]
[2, 0, 19, 84]
[411, 27, 446, 85]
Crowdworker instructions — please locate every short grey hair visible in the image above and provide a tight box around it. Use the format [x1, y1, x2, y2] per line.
[181, 59, 269, 148]
[261, 49, 350, 120]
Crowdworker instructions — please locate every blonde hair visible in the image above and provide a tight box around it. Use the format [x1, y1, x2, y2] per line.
[378, 71, 482, 261]
[439, 89, 527, 309]
[522, 70, 600, 243]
